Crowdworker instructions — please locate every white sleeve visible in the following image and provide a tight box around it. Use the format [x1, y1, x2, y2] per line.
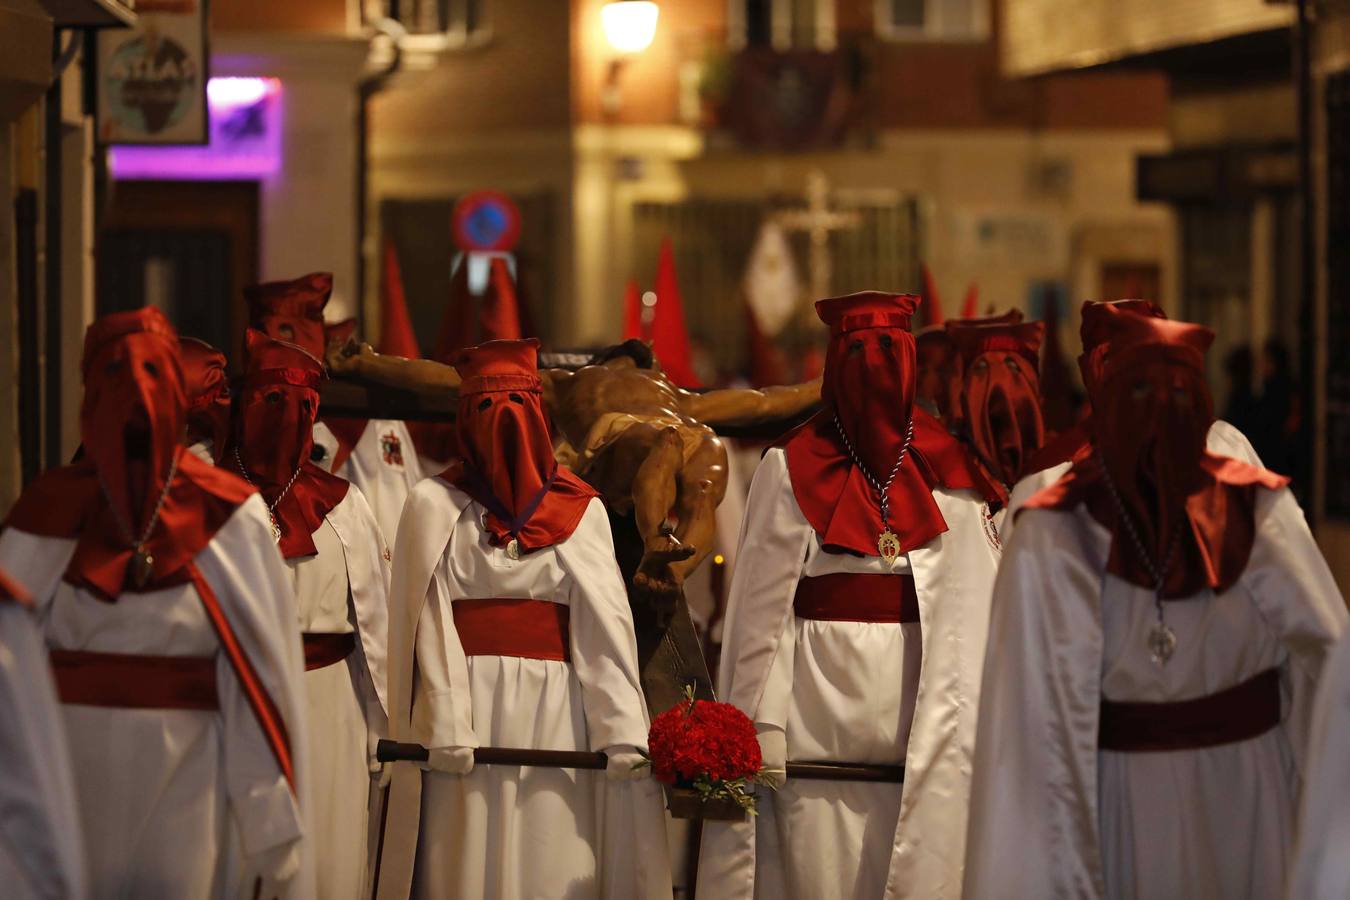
[195, 498, 311, 868]
[0, 529, 77, 615]
[1207, 418, 1262, 466]
[1241, 488, 1347, 772]
[557, 499, 652, 751]
[717, 448, 811, 718]
[1289, 631, 1350, 899]
[0, 600, 87, 900]
[410, 563, 478, 751]
[964, 508, 1108, 899]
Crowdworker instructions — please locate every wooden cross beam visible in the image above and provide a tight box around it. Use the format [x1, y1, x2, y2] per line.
[319, 378, 820, 441]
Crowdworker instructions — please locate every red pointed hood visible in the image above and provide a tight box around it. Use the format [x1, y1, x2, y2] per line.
[650, 237, 701, 388]
[434, 257, 478, 362]
[245, 272, 333, 359]
[226, 329, 348, 559]
[480, 257, 522, 341]
[443, 339, 596, 552]
[783, 292, 999, 557]
[622, 279, 644, 341]
[380, 237, 421, 358]
[946, 311, 1046, 487]
[918, 263, 945, 327]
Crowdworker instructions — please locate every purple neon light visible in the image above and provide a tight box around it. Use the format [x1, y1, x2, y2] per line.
[109, 77, 282, 180]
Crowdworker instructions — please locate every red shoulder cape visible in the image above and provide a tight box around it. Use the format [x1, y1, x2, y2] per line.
[5, 447, 255, 601]
[1021, 452, 1289, 597]
[439, 459, 597, 552]
[782, 407, 1002, 557]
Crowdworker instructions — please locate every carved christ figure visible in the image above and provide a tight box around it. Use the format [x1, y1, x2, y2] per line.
[328, 339, 821, 606]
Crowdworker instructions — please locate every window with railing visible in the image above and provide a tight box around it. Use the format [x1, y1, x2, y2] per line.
[728, 0, 837, 51]
[875, 0, 988, 42]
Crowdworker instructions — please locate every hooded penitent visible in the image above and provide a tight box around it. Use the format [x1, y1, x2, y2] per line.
[4, 308, 252, 600]
[1025, 307, 1287, 597]
[245, 272, 333, 359]
[227, 329, 348, 559]
[782, 292, 999, 558]
[442, 339, 597, 553]
[179, 337, 232, 457]
[945, 312, 1046, 488]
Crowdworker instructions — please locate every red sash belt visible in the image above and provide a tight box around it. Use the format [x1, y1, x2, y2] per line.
[1099, 667, 1281, 752]
[302, 631, 356, 671]
[454, 598, 571, 662]
[50, 648, 218, 710]
[793, 573, 920, 624]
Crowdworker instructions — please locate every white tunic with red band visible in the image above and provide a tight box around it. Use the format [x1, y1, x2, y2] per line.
[697, 447, 1000, 900]
[0, 495, 313, 900]
[377, 477, 672, 900]
[964, 485, 1346, 899]
[312, 419, 425, 544]
[284, 486, 390, 900]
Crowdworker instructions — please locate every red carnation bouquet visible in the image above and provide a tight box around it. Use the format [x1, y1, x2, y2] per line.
[640, 685, 777, 815]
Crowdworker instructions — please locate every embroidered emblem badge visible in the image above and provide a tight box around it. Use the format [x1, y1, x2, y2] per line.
[381, 431, 404, 467]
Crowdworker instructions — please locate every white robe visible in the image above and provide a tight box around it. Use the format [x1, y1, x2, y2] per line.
[377, 480, 673, 900]
[1002, 419, 1259, 547]
[697, 447, 1000, 900]
[312, 419, 425, 544]
[1289, 629, 1350, 899]
[287, 487, 390, 900]
[0, 592, 86, 900]
[964, 485, 1346, 899]
[0, 495, 314, 900]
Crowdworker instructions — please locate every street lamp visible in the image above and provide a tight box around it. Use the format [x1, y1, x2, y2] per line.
[600, 1, 659, 118]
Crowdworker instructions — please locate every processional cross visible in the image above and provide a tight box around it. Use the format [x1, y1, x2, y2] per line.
[774, 170, 861, 302]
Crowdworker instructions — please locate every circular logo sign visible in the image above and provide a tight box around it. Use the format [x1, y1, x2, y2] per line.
[452, 191, 522, 252]
[105, 32, 199, 136]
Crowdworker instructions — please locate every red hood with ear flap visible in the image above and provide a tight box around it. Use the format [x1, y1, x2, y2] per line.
[179, 337, 232, 457]
[4, 308, 254, 600]
[227, 329, 348, 559]
[782, 292, 1000, 558]
[441, 339, 597, 552]
[946, 315, 1046, 487]
[245, 272, 333, 359]
[1026, 311, 1288, 597]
